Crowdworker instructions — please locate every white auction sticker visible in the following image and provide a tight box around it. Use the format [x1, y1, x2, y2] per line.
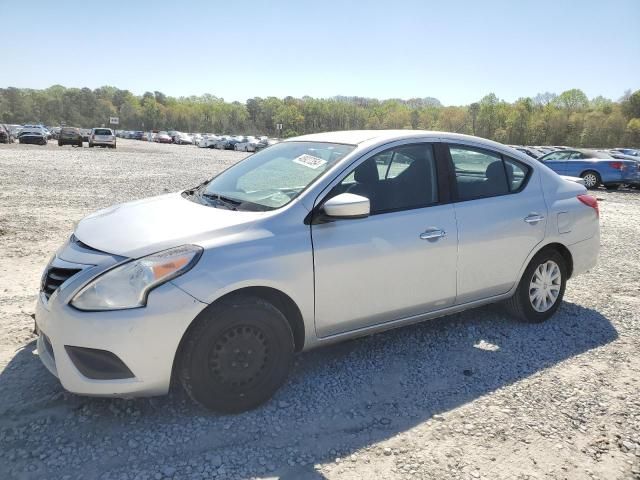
[293, 154, 327, 169]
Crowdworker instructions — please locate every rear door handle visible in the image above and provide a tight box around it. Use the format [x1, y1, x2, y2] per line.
[524, 214, 545, 224]
[420, 228, 446, 240]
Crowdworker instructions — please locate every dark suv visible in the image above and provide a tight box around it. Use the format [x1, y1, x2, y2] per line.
[58, 127, 83, 147]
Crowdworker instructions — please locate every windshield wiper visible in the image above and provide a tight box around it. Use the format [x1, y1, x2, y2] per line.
[201, 193, 242, 211]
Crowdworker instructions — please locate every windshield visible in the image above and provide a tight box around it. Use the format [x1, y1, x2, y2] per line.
[200, 141, 355, 210]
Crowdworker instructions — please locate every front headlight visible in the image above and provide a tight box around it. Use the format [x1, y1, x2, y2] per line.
[71, 245, 202, 311]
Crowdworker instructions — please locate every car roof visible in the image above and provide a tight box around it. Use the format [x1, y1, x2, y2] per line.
[287, 129, 510, 150]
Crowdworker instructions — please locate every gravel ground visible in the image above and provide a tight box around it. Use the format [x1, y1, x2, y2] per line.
[0, 139, 639, 480]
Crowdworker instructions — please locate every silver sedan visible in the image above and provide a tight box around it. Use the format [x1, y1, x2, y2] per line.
[35, 130, 600, 412]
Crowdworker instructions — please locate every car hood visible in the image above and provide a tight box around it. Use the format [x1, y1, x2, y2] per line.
[74, 193, 268, 258]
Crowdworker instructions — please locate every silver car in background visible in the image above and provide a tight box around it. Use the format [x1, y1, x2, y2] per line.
[89, 128, 116, 148]
[35, 130, 600, 413]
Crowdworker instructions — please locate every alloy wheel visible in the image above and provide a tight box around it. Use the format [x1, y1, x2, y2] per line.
[583, 173, 598, 188]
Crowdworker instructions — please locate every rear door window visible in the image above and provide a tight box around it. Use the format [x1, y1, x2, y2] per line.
[448, 146, 509, 200]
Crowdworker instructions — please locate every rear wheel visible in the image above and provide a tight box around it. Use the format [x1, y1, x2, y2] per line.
[581, 171, 600, 190]
[89, 143, 94, 148]
[179, 295, 294, 413]
[58, 141, 62, 147]
[505, 249, 567, 323]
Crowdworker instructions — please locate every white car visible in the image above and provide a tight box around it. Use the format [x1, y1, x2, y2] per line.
[234, 136, 260, 152]
[89, 128, 116, 148]
[197, 134, 220, 148]
[35, 130, 600, 413]
[174, 133, 194, 145]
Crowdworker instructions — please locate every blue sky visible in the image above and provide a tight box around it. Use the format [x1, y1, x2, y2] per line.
[2, 0, 639, 105]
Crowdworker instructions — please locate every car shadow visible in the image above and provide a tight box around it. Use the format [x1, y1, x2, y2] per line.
[0, 301, 617, 479]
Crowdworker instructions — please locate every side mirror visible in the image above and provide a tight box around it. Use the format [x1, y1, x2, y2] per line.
[322, 193, 370, 219]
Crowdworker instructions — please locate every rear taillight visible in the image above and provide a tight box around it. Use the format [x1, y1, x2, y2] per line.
[609, 161, 623, 170]
[577, 194, 599, 218]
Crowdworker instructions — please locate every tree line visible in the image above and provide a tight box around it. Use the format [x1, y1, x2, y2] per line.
[1, 85, 639, 147]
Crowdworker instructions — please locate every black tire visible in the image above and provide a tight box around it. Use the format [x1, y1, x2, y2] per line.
[179, 295, 294, 413]
[505, 249, 567, 323]
[78, 142, 83, 147]
[605, 184, 620, 190]
[580, 170, 601, 190]
[89, 143, 94, 148]
[58, 141, 63, 147]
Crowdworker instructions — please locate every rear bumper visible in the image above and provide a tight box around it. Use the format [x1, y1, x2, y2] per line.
[35, 282, 207, 397]
[568, 229, 600, 277]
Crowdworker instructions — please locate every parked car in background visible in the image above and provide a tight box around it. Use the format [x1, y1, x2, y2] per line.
[612, 148, 639, 157]
[191, 134, 203, 145]
[197, 134, 215, 148]
[224, 136, 242, 150]
[34, 130, 600, 413]
[18, 128, 48, 145]
[50, 127, 61, 140]
[155, 132, 173, 144]
[79, 129, 91, 142]
[0, 124, 12, 143]
[58, 127, 84, 147]
[174, 132, 194, 145]
[89, 128, 116, 148]
[253, 138, 268, 151]
[534, 147, 556, 154]
[234, 136, 260, 152]
[254, 138, 280, 151]
[607, 151, 640, 189]
[511, 146, 544, 159]
[213, 136, 231, 149]
[131, 131, 144, 140]
[538, 148, 637, 189]
[9, 125, 22, 140]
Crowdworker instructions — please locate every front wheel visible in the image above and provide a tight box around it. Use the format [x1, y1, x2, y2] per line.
[179, 295, 294, 413]
[505, 249, 567, 323]
[581, 171, 601, 190]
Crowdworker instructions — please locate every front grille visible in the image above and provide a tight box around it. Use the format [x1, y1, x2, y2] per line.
[41, 267, 81, 300]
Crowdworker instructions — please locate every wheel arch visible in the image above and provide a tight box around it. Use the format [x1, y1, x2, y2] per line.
[173, 286, 306, 381]
[531, 242, 574, 279]
[579, 169, 601, 180]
